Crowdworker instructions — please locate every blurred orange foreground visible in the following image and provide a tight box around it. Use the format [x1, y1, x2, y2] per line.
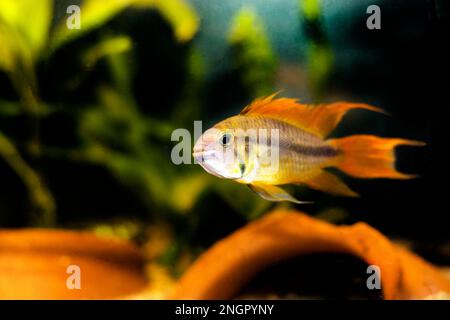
[1, 211, 449, 300]
[0, 229, 147, 299]
[171, 210, 450, 300]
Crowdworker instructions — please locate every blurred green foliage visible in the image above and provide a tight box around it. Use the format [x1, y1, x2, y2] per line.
[1, 0, 200, 227]
[300, 0, 333, 99]
[229, 7, 277, 97]
[0, 0, 274, 248]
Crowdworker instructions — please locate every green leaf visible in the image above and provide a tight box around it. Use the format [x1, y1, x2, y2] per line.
[83, 35, 132, 68]
[0, 23, 21, 72]
[0, 99, 54, 117]
[170, 173, 211, 213]
[77, 87, 179, 211]
[149, 0, 199, 42]
[302, 0, 321, 21]
[307, 42, 334, 96]
[0, 0, 52, 60]
[0, 130, 56, 226]
[50, 0, 199, 51]
[228, 7, 277, 97]
[50, 0, 134, 51]
[0, 100, 22, 116]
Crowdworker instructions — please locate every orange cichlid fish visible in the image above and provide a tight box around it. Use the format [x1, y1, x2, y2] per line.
[193, 94, 425, 203]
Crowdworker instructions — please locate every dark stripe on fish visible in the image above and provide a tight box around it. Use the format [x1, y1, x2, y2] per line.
[244, 134, 337, 157]
[288, 143, 338, 157]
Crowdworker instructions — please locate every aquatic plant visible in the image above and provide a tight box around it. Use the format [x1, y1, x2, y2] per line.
[0, 0, 199, 225]
[228, 7, 277, 97]
[300, 0, 334, 98]
[0, 0, 272, 244]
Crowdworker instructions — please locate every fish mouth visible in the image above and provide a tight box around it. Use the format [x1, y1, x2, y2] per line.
[195, 157, 226, 179]
[199, 162, 226, 179]
[192, 149, 228, 178]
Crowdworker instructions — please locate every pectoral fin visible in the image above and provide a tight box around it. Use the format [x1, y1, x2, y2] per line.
[248, 183, 310, 204]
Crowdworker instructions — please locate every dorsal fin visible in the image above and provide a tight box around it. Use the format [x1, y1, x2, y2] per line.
[240, 94, 386, 138]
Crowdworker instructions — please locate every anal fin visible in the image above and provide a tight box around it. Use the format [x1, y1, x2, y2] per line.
[248, 183, 310, 204]
[302, 170, 359, 197]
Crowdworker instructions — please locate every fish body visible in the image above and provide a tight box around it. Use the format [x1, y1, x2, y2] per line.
[217, 115, 336, 185]
[193, 94, 424, 203]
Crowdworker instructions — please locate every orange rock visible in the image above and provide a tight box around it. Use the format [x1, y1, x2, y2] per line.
[171, 210, 450, 300]
[0, 229, 147, 299]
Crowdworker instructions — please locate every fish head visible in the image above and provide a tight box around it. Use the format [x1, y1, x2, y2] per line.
[193, 121, 245, 180]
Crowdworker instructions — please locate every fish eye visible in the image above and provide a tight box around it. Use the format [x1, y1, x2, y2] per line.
[220, 132, 233, 146]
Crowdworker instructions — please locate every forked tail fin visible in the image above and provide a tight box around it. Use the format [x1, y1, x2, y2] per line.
[328, 135, 425, 179]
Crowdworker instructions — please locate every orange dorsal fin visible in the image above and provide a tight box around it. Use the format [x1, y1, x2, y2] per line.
[240, 94, 386, 138]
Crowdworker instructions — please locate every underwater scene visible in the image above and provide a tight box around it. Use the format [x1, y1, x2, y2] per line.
[0, 0, 449, 302]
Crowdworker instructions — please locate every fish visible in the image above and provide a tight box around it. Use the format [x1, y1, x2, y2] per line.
[192, 94, 425, 203]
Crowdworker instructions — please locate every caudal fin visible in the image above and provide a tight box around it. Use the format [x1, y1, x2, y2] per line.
[328, 135, 425, 179]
